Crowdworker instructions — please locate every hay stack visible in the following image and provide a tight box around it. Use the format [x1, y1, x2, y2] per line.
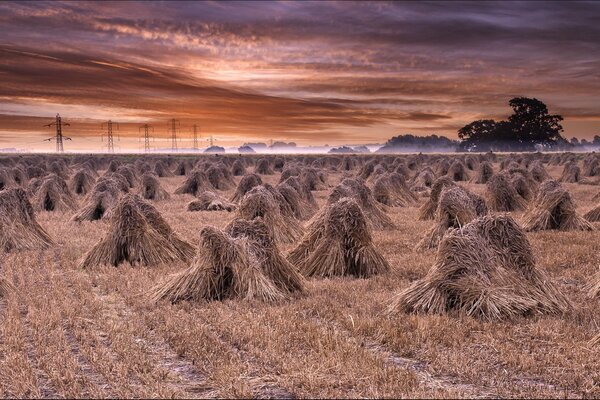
[0, 168, 14, 191]
[149, 218, 304, 303]
[373, 172, 418, 207]
[447, 160, 470, 182]
[288, 197, 389, 278]
[80, 194, 194, 268]
[188, 191, 236, 212]
[279, 165, 301, 183]
[417, 186, 486, 250]
[522, 180, 593, 231]
[328, 178, 395, 230]
[174, 160, 193, 176]
[32, 174, 77, 212]
[233, 185, 303, 244]
[154, 160, 173, 177]
[26, 165, 45, 180]
[103, 172, 130, 193]
[0, 188, 53, 252]
[115, 165, 137, 188]
[300, 167, 327, 191]
[140, 173, 170, 201]
[70, 169, 96, 196]
[175, 169, 211, 196]
[359, 160, 378, 180]
[231, 159, 246, 176]
[281, 176, 317, 207]
[206, 164, 235, 191]
[584, 202, 600, 222]
[341, 157, 358, 171]
[411, 167, 435, 193]
[230, 173, 262, 202]
[529, 160, 550, 183]
[254, 158, 274, 175]
[275, 181, 315, 220]
[71, 178, 123, 222]
[583, 157, 599, 177]
[485, 173, 527, 212]
[389, 214, 571, 320]
[11, 167, 28, 186]
[473, 161, 494, 184]
[560, 161, 581, 183]
[418, 176, 456, 220]
[107, 160, 121, 173]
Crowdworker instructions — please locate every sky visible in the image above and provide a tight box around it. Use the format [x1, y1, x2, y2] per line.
[0, 1, 599, 151]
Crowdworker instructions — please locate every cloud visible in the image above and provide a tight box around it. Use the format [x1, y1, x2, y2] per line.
[0, 0, 599, 150]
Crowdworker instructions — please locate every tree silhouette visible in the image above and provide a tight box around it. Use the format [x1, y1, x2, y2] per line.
[458, 97, 565, 151]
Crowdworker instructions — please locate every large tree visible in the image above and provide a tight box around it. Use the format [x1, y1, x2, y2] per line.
[458, 97, 565, 151]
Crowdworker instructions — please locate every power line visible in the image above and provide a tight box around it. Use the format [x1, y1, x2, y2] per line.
[43, 113, 71, 153]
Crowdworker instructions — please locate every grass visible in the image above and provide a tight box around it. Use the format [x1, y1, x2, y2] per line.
[0, 161, 599, 398]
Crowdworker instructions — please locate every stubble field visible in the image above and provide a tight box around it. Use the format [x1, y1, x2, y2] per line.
[1, 153, 599, 399]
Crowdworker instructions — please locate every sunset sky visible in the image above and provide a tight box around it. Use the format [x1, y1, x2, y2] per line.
[1, 1, 599, 151]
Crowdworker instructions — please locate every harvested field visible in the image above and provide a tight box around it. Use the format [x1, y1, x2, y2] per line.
[1, 153, 600, 398]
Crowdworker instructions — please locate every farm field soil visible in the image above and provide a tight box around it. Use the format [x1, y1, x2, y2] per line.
[1, 162, 599, 398]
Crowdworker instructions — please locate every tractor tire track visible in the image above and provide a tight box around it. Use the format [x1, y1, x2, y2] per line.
[92, 288, 214, 398]
[309, 313, 497, 399]
[45, 249, 115, 398]
[201, 324, 296, 399]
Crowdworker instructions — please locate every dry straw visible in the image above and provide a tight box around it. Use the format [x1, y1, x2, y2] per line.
[0, 188, 53, 252]
[522, 179, 593, 231]
[233, 185, 304, 244]
[417, 186, 487, 250]
[389, 214, 572, 320]
[584, 202, 600, 222]
[188, 191, 236, 212]
[140, 173, 170, 201]
[328, 178, 395, 230]
[231, 173, 262, 202]
[485, 172, 527, 212]
[418, 176, 456, 220]
[71, 177, 124, 222]
[148, 218, 304, 303]
[70, 169, 96, 196]
[175, 169, 211, 196]
[80, 194, 194, 268]
[373, 172, 418, 207]
[473, 161, 494, 184]
[31, 173, 78, 212]
[288, 197, 390, 278]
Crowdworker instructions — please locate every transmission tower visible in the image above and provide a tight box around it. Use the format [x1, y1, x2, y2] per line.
[101, 120, 119, 153]
[208, 135, 216, 147]
[192, 124, 199, 151]
[168, 119, 180, 151]
[43, 113, 71, 153]
[139, 124, 154, 153]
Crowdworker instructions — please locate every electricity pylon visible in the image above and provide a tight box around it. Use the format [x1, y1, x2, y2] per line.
[168, 119, 180, 151]
[43, 113, 71, 152]
[139, 124, 154, 153]
[101, 120, 119, 153]
[192, 124, 199, 151]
